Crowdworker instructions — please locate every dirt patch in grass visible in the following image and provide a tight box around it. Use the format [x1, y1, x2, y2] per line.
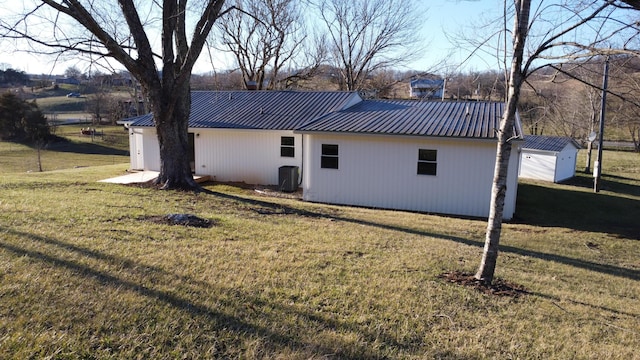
[439, 271, 530, 298]
[141, 214, 215, 228]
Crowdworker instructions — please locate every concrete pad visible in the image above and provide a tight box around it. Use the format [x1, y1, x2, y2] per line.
[99, 171, 159, 184]
[99, 171, 211, 185]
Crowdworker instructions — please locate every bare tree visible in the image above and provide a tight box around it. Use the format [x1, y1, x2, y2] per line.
[1, 0, 230, 189]
[214, 0, 321, 90]
[474, 0, 623, 284]
[316, 0, 425, 91]
[607, 57, 640, 151]
[64, 66, 83, 79]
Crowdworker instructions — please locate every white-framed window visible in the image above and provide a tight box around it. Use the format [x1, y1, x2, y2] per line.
[321, 144, 339, 169]
[281, 136, 295, 157]
[417, 149, 437, 175]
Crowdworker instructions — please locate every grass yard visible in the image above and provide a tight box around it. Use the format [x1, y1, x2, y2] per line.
[35, 95, 88, 113]
[0, 125, 129, 173]
[0, 149, 638, 359]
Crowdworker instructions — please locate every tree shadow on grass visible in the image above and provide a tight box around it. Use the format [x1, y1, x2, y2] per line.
[561, 172, 640, 198]
[0, 226, 415, 358]
[45, 139, 128, 156]
[515, 180, 639, 240]
[529, 290, 640, 319]
[201, 188, 640, 282]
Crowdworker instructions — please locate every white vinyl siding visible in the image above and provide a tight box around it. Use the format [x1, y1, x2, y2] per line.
[303, 134, 519, 220]
[132, 127, 160, 172]
[519, 151, 555, 181]
[129, 128, 144, 170]
[554, 146, 578, 182]
[194, 129, 302, 185]
[519, 145, 577, 183]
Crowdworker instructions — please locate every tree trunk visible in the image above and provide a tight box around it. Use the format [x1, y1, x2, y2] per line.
[475, 0, 530, 284]
[151, 81, 200, 190]
[475, 79, 521, 283]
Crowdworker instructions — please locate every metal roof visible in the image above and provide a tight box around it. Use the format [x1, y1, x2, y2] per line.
[522, 135, 582, 152]
[297, 100, 521, 139]
[130, 91, 360, 130]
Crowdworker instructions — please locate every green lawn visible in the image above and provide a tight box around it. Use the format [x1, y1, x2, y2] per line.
[35, 95, 88, 113]
[0, 125, 129, 173]
[0, 149, 638, 359]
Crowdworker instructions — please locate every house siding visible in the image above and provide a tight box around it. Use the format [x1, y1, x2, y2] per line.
[519, 145, 577, 183]
[519, 150, 556, 182]
[194, 129, 302, 185]
[554, 145, 578, 182]
[302, 133, 519, 219]
[519, 135, 579, 183]
[128, 128, 143, 170]
[132, 128, 160, 171]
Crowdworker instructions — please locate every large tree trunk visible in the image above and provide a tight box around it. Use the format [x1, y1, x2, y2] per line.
[150, 80, 200, 190]
[9, 0, 227, 190]
[475, 0, 530, 284]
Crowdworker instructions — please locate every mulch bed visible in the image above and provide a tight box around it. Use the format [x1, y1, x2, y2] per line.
[438, 271, 530, 298]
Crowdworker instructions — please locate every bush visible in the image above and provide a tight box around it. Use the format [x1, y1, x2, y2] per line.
[0, 92, 50, 142]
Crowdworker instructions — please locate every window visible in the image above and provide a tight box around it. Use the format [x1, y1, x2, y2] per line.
[321, 144, 339, 169]
[281, 136, 295, 157]
[417, 149, 437, 175]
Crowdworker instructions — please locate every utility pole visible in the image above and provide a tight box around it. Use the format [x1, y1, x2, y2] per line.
[594, 57, 609, 193]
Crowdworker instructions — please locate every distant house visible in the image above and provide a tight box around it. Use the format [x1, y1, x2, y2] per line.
[410, 79, 444, 99]
[126, 91, 523, 219]
[519, 135, 581, 183]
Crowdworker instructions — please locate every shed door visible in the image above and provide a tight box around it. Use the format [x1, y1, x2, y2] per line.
[131, 131, 144, 170]
[520, 152, 555, 181]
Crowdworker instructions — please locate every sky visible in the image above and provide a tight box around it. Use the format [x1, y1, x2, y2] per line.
[0, 0, 504, 76]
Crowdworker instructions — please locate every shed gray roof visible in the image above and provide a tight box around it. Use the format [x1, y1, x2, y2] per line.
[297, 100, 522, 139]
[129, 91, 360, 130]
[522, 135, 582, 152]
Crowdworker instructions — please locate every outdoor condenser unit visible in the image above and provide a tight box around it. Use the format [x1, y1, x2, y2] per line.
[278, 166, 299, 192]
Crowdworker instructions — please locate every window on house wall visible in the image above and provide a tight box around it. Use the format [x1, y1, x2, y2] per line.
[281, 136, 295, 157]
[321, 144, 339, 169]
[417, 149, 437, 175]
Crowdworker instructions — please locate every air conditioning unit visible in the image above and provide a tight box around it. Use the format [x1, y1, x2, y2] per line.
[278, 166, 299, 192]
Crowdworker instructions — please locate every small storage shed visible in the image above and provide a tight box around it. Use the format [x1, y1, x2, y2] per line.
[519, 135, 581, 183]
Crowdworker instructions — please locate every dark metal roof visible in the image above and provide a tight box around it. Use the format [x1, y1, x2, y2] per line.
[522, 135, 582, 152]
[130, 91, 360, 130]
[297, 100, 521, 139]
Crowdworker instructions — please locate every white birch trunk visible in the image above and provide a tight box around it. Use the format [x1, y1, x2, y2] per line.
[475, 0, 531, 284]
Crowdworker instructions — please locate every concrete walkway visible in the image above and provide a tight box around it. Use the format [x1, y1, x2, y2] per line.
[99, 171, 210, 184]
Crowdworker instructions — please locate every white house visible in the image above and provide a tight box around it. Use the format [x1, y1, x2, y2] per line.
[296, 100, 523, 220]
[127, 91, 360, 186]
[126, 92, 524, 220]
[519, 135, 581, 183]
[410, 79, 444, 99]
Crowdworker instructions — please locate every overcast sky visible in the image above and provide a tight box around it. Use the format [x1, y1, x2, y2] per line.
[0, 1, 505, 76]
